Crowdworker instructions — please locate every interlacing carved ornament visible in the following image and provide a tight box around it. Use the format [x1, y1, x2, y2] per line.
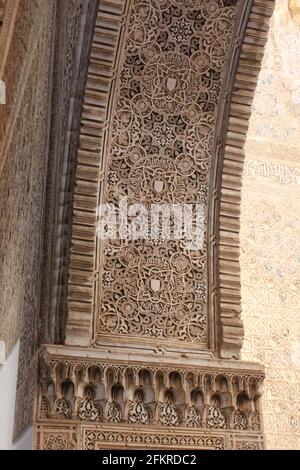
[37, 426, 262, 450]
[96, 0, 238, 346]
[241, 185, 300, 448]
[204, 403, 227, 429]
[42, 432, 76, 450]
[232, 410, 247, 431]
[105, 402, 122, 423]
[55, 399, 72, 419]
[82, 428, 227, 450]
[235, 441, 259, 451]
[77, 399, 101, 422]
[128, 392, 151, 424]
[158, 393, 180, 427]
[38, 357, 263, 432]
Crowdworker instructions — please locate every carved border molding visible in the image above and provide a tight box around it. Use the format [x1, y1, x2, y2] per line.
[211, 0, 275, 359]
[66, 0, 275, 356]
[66, 0, 131, 346]
[35, 346, 265, 449]
[40, 0, 99, 346]
[35, 423, 264, 450]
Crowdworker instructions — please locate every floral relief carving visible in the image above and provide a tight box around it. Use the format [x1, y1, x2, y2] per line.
[55, 399, 72, 419]
[96, 0, 238, 346]
[249, 411, 261, 432]
[77, 399, 101, 422]
[204, 403, 227, 430]
[106, 402, 122, 423]
[128, 393, 151, 425]
[141, 52, 204, 116]
[37, 354, 265, 446]
[158, 401, 180, 427]
[83, 427, 226, 450]
[98, 245, 207, 342]
[185, 406, 202, 428]
[40, 397, 50, 419]
[43, 433, 76, 450]
[235, 441, 259, 451]
[241, 162, 300, 448]
[233, 410, 248, 431]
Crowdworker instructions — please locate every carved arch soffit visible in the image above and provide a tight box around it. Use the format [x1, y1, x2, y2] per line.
[65, 0, 275, 358]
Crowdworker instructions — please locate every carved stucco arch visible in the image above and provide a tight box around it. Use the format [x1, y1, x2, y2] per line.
[65, 0, 275, 359]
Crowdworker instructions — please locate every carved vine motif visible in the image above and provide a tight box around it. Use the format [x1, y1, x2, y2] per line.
[205, 404, 227, 429]
[185, 406, 202, 428]
[233, 410, 248, 431]
[128, 394, 151, 425]
[38, 356, 264, 434]
[83, 428, 226, 450]
[236, 441, 259, 451]
[249, 411, 261, 431]
[106, 402, 122, 423]
[40, 397, 50, 419]
[158, 400, 180, 427]
[77, 399, 101, 422]
[43, 433, 75, 450]
[55, 399, 72, 419]
[96, 0, 238, 345]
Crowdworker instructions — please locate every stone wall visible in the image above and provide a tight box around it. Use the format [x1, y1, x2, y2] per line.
[0, 0, 98, 441]
[241, 0, 300, 450]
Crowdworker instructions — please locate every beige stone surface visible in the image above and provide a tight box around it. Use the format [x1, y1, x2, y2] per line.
[241, 0, 300, 450]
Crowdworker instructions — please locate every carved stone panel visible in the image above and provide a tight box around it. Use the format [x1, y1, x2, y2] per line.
[67, 0, 244, 352]
[35, 345, 265, 450]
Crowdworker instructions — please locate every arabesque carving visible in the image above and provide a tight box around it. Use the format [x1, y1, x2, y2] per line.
[34, 0, 275, 451]
[35, 346, 265, 450]
[37, 347, 264, 433]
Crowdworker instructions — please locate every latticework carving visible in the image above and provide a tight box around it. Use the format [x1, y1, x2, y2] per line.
[93, 0, 239, 348]
[235, 441, 258, 451]
[241, 162, 300, 449]
[158, 401, 180, 427]
[82, 427, 227, 450]
[64, 0, 276, 365]
[205, 404, 227, 430]
[128, 395, 151, 425]
[33, 0, 273, 451]
[36, 426, 77, 451]
[105, 402, 122, 423]
[77, 399, 101, 422]
[233, 410, 248, 431]
[185, 406, 202, 428]
[0, 0, 56, 440]
[55, 399, 72, 420]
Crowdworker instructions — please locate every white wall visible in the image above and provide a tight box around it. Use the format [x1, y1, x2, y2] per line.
[0, 341, 33, 450]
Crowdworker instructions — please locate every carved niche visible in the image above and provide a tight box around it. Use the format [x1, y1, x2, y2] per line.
[36, 348, 265, 450]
